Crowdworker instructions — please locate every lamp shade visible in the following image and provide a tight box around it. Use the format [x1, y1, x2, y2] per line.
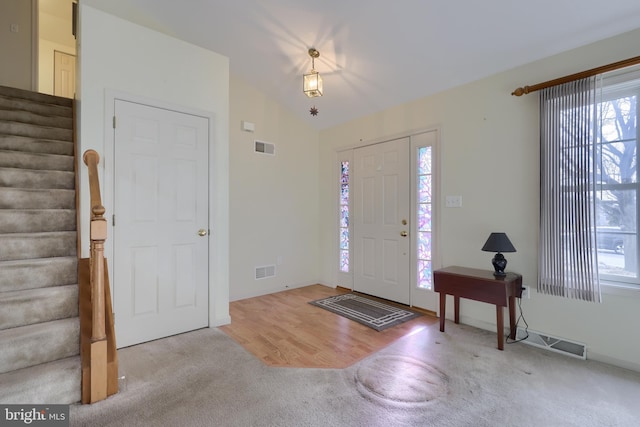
[481, 232, 516, 253]
[303, 70, 323, 97]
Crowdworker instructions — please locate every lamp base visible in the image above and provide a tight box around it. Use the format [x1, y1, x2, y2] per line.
[491, 253, 507, 277]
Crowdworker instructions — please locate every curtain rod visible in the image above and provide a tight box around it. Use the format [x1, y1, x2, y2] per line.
[511, 55, 640, 96]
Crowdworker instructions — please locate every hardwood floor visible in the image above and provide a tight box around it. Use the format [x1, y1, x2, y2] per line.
[219, 284, 438, 369]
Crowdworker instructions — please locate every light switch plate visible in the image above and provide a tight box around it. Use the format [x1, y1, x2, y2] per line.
[445, 195, 463, 208]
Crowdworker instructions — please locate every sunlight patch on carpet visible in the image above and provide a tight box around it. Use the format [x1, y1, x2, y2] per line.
[308, 293, 422, 331]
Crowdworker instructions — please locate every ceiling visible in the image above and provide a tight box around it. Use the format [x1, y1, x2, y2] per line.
[80, 0, 640, 130]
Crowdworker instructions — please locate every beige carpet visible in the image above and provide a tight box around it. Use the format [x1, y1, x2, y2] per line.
[70, 321, 640, 426]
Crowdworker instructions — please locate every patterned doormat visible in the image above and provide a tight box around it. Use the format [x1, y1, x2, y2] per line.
[309, 293, 422, 331]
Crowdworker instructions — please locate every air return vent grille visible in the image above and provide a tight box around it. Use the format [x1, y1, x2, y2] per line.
[255, 140, 275, 155]
[516, 328, 586, 359]
[255, 265, 276, 280]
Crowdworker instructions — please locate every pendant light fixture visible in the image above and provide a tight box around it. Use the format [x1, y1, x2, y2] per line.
[303, 48, 323, 97]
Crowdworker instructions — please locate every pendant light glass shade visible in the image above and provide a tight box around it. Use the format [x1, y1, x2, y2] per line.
[303, 48, 323, 97]
[303, 70, 323, 97]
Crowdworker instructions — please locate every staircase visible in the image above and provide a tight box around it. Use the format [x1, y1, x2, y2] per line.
[0, 85, 81, 404]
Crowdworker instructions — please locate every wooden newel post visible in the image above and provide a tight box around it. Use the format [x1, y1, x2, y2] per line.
[84, 150, 107, 343]
[90, 211, 107, 343]
[83, 149, 109, 402]
[89, 212, 107, 402]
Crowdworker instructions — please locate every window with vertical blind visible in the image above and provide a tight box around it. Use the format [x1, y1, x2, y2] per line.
[539, 66, 640, 301]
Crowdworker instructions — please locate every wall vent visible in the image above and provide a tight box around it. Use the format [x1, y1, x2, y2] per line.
[255, 265, 276, 280]
[255, 140, 275, 155]
[516, 328, 586, 359]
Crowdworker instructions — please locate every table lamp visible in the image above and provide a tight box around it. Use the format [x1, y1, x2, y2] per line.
[481, 232, 516, 276]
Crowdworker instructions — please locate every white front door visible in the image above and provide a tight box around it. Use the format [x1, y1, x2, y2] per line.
[113, 100, 209, 348]
[353, 138, 411, 304]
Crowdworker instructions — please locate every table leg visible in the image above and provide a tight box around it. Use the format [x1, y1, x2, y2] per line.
[454, 296, 460, 324]
[508, 295, 516, 340]
[439, 293, 446, 332]
[496, 306, 504, 350]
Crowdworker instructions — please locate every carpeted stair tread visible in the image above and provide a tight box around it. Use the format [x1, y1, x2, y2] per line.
[0, 231, 77, 261]
[0, 86, 81, 405]
[0, 355, 80, 404]
[0, 167, 75, 189]
[0, 135, 74, 155]
[0, 120, 73, 141]
[0, 257, 77, 293]
[0, 109, 73, 129]
[0, 188, 75, 209]
[0, 317, 80, 374]
[0, 95, 72, 119]
[0, 209, 76, 233]
[0, 85, 73, 108]
[0, 149, 74, 171]
[0, 285, 78, 330]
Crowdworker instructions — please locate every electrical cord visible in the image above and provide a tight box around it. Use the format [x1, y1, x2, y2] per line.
[506, 288, 529, 344]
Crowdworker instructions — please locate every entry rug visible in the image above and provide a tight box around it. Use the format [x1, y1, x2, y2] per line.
[309, 293, 422, 331]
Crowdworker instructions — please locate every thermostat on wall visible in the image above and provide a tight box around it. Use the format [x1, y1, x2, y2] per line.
[241, 121, 255, 132]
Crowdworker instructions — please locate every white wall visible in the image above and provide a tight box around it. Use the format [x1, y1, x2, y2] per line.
[319, 28, 640, 371]
[229, 75, 320, 301]
[0, 0, 34, 90]
[77, 5, 230, 325]
[38, 39, 74, 95]
[38, 5, 76, 95]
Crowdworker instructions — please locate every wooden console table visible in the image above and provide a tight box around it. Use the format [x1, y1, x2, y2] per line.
[433, 266, 522, 350]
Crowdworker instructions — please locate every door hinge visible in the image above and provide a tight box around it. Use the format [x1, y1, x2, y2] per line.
[113, 115, 116, 128]
[112, 214, 116, 226]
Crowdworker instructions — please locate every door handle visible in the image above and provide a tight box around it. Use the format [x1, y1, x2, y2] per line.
[198, 229, 208, 236]
[400, 231, 408, 237]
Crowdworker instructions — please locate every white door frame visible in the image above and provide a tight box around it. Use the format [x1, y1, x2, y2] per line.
[102, 90, 230, 331]
[334, 127, 441, 311]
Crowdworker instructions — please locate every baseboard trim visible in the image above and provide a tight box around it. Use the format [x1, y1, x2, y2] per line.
[588, 351, 640, 373]
[211, 316, 231, 327]
[230, 281, 319, 302]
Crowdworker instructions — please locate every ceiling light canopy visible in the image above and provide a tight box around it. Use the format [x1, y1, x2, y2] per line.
[303, 48, 323, 98]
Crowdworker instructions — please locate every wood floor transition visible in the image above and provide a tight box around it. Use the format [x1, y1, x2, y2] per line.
[219, 284, 438, 369]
